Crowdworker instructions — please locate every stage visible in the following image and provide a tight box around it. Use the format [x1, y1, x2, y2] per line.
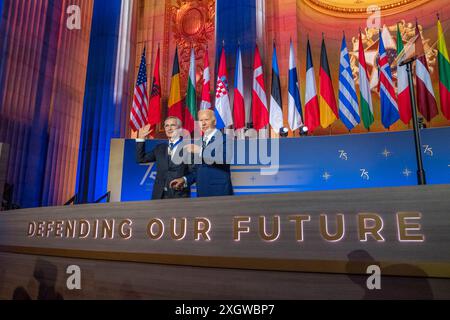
[1, 184, 449, 299]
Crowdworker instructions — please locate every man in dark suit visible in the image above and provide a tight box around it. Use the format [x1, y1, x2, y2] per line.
[136, 117, 191, 199]
[170, 109, 234, 197]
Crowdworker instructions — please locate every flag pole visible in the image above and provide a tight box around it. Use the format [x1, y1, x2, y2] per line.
[400, 56, 426, 185]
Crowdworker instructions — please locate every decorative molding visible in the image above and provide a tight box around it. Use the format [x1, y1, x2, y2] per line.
[302, 0, 433, 18]
[349, 21, 437, 93]
[170, 0, 215, 93]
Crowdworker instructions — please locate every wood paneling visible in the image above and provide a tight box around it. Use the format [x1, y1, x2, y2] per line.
[1, 185, 450, 299]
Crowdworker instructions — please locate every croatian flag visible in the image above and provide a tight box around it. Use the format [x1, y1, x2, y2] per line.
[215, 46, 233, 129]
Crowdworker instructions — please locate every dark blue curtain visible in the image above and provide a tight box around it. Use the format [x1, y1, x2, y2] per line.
[216, 0, 256, 125]
[75, 0, 124, 204]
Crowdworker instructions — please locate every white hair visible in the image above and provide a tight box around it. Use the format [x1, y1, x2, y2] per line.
[164, 116, 182, 128]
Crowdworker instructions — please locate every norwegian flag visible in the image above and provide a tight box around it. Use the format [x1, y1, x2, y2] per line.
[200, 48, 212, 110]
[378, 30, 399, 128]
[252, 44, 269, 131]
[130, 47, 149, 132]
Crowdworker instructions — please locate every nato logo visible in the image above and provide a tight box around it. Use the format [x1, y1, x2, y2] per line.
[139, 163, 157, 188]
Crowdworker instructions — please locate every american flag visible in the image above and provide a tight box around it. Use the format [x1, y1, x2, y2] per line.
[130, 47, 149, 132]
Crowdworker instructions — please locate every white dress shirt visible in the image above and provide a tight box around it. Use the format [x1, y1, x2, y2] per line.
[202, 128, 218, 151]
[136, 136, 182, 160]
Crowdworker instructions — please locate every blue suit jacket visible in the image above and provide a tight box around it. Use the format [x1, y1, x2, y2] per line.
[185, 131, 234, 197]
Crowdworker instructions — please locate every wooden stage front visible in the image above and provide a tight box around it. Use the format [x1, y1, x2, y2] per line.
[1, 185, 450, 299]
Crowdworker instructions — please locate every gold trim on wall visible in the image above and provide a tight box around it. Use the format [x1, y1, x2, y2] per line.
[301, 0, 433, 18]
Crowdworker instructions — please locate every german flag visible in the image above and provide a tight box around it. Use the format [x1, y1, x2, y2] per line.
[319, 36, 338, 128]
[168, 47, 184, 122]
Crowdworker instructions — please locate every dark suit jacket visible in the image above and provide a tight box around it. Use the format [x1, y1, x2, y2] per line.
[185, 131, 234, 197]
[136, 140, 191, 200]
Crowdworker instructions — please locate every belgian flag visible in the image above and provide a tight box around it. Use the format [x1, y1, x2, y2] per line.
[319, 36, 338, 128]
[168, 47, 184, 122]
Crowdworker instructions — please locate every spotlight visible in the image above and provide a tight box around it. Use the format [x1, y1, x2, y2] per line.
[299, 125, 309, 136]
[279, 127, 289, 137]
[418, 117, 427, 129]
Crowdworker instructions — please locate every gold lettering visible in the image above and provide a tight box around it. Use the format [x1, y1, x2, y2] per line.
[65, 220, 76, 238]
[233, 216, 251, 241]
[118, 219, 132, 239]
[54, 221, 63, 237]
[44, 221, 55, 238]
[320, 214, 345, 242]
[358, 213, 385, 242]
[27, 222, 36, 237]
[288, 215, 311, 241]
[397, 212, 424, 242]
[170, 218, 187, 240]
[36, 221, 45, 237]
[147, 219, 164, 240]
[258, 216, 280, 241]
[194, 218, 211, 241]
[101, 219, 115, 239]
[92, 219, 99, 239]
[77, 219, 90, 239]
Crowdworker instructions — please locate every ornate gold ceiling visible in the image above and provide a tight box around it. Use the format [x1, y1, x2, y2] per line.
[302, 0, 433, 18]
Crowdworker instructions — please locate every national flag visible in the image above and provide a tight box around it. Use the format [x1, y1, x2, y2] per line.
[200, 47, 212, 110]
[252, 44, 269, 131]
[185, 48, 197, 132]
[214, 46, 233, 129]
[358, 31, 374, 129]
[379, 29, 400, 128]
[338, 34, 360, 130]
[148, 45, 162, 126]
[396, 24, 412, 124]
[270, 42, 283, 133]
[130, 47, 149, 132]
[370, 27, 397, 92]
[304, 38, 320, 132]
[288, 40, 303, 131]
[319, 37, 338, 128]
[233, 45, 246, 130]
[438, 18, 450, 120]
[168, 47, 184, 122]
[415, 22, 438, 122]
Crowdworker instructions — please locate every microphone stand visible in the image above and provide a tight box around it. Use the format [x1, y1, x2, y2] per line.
[399, 56, 426, 185]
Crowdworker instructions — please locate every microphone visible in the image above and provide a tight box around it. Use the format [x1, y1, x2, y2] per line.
[399, 56, 417, 67]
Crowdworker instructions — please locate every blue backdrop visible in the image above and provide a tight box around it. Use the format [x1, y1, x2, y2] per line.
[76, 0, 125, 204]
[118, 127, 450, 201]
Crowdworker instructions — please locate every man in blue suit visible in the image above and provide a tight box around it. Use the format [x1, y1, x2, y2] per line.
[170, 109, 234, 197]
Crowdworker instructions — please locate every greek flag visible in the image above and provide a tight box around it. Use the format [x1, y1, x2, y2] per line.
[338, 35, 360, 130]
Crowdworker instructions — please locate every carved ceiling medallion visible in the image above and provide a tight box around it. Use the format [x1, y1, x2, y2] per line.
[171, 0, 215, 92]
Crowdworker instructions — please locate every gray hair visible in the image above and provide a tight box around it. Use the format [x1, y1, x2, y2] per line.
[198, 109, 216, 126]
[164, 116, 182, 128]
